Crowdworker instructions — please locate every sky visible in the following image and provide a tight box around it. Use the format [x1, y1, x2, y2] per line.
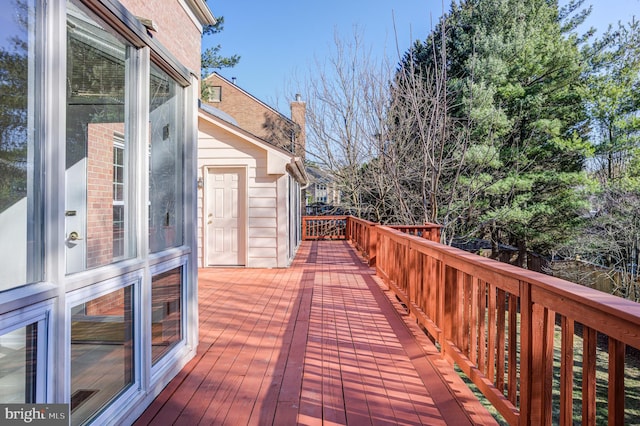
[204, 0, 640, 115]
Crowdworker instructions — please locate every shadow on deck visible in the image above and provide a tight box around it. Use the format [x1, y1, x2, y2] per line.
[135, 241, 497, 425]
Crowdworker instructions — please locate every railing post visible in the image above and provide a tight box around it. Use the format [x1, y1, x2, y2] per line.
[520, 280, 554, 426]
[431, 226, 441, 243]
[302, 216, 308, 241]
[368, 225, 377, 267]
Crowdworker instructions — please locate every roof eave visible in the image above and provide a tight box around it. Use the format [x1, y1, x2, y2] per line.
[184, 0, 217, 26]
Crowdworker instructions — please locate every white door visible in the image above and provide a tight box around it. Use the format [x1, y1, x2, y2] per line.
[206, 168, 245, 266]
[65, 158, 87, 274]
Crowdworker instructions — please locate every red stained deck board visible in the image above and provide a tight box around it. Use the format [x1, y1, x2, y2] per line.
[136, 241, 497, 426]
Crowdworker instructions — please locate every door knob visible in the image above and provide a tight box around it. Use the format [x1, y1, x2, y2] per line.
[68, 231, 83, 241]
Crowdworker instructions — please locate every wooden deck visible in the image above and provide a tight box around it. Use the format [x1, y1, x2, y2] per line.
[135, 241, 498, 425]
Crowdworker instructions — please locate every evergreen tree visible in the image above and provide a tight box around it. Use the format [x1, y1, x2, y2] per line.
[585, 19, 640, 184]
[558, 19, 640, 300]
[200, 15, 240, 99]
[201, 16, 240, 77]
[0, 1, 29, 212]
[390, 0, 592, 261]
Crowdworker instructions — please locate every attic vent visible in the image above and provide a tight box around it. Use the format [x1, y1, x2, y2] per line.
[206, 86, 222, 103]
[136, 16, 157, 32]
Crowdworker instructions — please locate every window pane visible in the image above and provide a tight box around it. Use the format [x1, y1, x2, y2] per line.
[152, 267, 183, 363]
[65, 0, 135, 273]
[149, 64, 184, 252]
[0, 324, 38, 403]
[0, 0, 42, 291]
[71, 285, 134, 424]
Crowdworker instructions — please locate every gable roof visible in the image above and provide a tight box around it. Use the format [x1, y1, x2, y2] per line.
[198, 105, 308, 186]
[204, 72, 296, 127]
[199, 102, 238, 126]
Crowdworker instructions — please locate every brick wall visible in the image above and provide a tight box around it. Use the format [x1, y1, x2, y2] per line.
[121, 0, 204, 74]
[204, 75, 272, 137]
[85, 287, 127, 316]
[203, 74, 307, 157]
[290, 98, 306, 157]
[86, 122, 124, 269]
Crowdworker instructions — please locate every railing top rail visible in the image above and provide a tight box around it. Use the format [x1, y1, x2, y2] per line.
[345, 216, 377, 226]
[302, 215, 348, 220]
[389, 223, 443, 229]
[376, 224, 640, 331]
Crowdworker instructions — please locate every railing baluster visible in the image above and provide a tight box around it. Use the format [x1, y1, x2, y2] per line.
[478, 280, 487, 376]
[507, 293, 518, 406]
[608, 337, 625, 426]
[456, 269, 464, 349]
[443, 266, 456, 361]
[582, 326, 597, 426]
[496, 289, 506, 393]
[470, 277, 479, 366]
[488, 284, 497, 384]
[560, 316, 574, 426]
[409, 244, 417, 312]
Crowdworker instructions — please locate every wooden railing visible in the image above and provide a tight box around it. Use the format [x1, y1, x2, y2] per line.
[304, 216, 442, 264]
[388, 224, 442, 242]
[304, 216, 640, 425]
[301, 215, 348, 240]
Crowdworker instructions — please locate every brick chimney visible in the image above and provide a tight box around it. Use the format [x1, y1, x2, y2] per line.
[290, 94, 306, 159]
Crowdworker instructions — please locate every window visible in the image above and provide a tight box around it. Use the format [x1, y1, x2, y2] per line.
[151, 267, 183, 364]
[0, 0, 42, 291]
[149, 64, 184, 253]
[0, 325, 38, 403]
[70, 284, 134, 425]
[0, 303, 49, 404]
[113, 136, 125, 259]
[205, 85, 221, 102]
[65, 0, 135, 273]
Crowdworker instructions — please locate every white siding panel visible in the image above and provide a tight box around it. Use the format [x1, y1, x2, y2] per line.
[248, 247, 278, 258]
[249, 197, 277, 208]
[249, 227, 277, 238]
[250, 237, 276, 248]
[198, 148, 262, 160]
[250, 208, 276, 218]
[249, 187, 276, 198]
[248, 217, 277, 228]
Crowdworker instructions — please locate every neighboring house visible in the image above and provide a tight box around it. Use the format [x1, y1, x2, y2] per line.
[197, 102, 308, 268]
[306, 164, 342, 211]
[202, 72, 306, 158]
[0, 1, 213, 424]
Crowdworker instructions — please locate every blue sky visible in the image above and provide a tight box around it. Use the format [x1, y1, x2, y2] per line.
[204, 0, 640, 114]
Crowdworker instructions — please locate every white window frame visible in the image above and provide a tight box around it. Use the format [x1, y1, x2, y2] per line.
[65, 271, 142, 424]
[149, 255, 189, 382]
[113, 134, 126, 261]
[0, 300, 53, 403]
